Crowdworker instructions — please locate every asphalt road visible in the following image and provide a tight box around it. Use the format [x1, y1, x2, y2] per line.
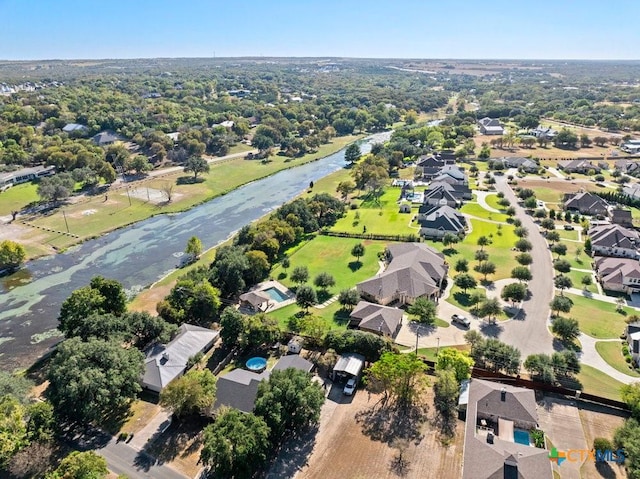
[97, 439, 189, 479]
[493, 175, 556, 357]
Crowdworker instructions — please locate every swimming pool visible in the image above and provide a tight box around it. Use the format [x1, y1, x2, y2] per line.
[246, 357, 267, 372]
[513, 429, 530, 446]
[264, 287, 288, 302]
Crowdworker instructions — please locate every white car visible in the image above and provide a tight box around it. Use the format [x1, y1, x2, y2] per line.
[452, 314, 471, 328]
[343, 378, 357, 396]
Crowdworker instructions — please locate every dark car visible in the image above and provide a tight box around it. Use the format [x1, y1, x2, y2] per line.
[564, 224, 575, 230]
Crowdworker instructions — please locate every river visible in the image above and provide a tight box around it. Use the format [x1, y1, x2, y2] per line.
[0, 132, 390, 371]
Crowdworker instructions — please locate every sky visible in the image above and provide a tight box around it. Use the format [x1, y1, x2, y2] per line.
[1, 0, 639, 61]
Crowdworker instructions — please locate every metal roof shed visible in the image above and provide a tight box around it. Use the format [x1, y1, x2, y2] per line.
[332, 353, 365, 380]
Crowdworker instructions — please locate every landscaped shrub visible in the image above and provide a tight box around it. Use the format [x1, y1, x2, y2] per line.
[593, 437, 614, 452]
[530, 429, 545, 448]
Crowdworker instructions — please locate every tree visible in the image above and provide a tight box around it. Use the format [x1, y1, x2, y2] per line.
[46, 338, 144, 424]
[407, 297, 437, 325]
[550, 295, 574, 317]
[296, 285, 317, 311]
[338, 289, 360, 310]
[454, 273, 477, 294]
[552, 243, 567, 259]
[581, 274, 593, 290]
[0, 240, 26, 271]
[8, 442, 53, 479]
[219, 307, 245, 346]
[324, 329, 392, 362]
[479, 297, 502, 322]
[0, 372, 34, 404]
[554, 128, 579, 148]
[290, 266, 309, 285]
[50, 451, 108, 479]
[621, 383, 640, 419]
[160, 279, 221, 326]
[185, 235, 203, 259]
[553, 259, 571, 273]
[511, 266, 532, 282]
[468, 291, 486, 316]
[540, 218, 556, 231]
[524, 354, 556, 384]
[551, 316, 580, 343]
[244, 313, 281, 348]
[160, 369, 217, 418]
[614, 418, 640, 476]
[200, 407, 271, 479]
[474, 249, 489, 263]
[314, 272, 335, 291]
[244, 250, 271, 285]
[344, 143, 361, 166]
[161, 181, 175, 203]
[523, 196, 538, 209]
[515, 253, 533, 266]
[546, 230, 561, 243]
[515, 238, 532, 252]
[433, 369, 459, 436]
[336, 180, 355, 202]
[554, 275, 573, 294]
[0, 395, 28, 468]
[366, 352, 429, 410]
[455, 258, 469, 273]
[442, 233, 459, 249]
[477, 236, 490, 250]
[25, 401, 55, 443]
[37, 173, 74, 204]
[351, 243, 365, 263]
[514, 226, 529, 238]
[254, 368, 325, 442]
[184, 155, 210, 181]
[468, 337, 521, 374]
[476, 261, 496, 281]
[436, 348, 474, 382]
[125, 154, 152, 175]
[501, 282, 527, 307]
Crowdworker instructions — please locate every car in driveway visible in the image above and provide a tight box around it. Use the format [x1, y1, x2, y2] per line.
[451, 314, 471, 328]
[564, 224, 575, 230]
[343, 378, 357, 396]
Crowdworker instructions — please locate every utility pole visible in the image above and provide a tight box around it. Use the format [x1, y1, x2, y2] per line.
[62, 210, 69, 233]
[126, 187, 132, 206]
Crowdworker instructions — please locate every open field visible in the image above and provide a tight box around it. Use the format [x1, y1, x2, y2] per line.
[460, 201, 509, 223]
[0, 182, 39, 216]
[574, 364, 625, 402]
[565, 293, 633, 339]
[595, 341, 640, 377]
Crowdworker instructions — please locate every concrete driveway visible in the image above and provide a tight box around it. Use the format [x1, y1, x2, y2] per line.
[537, 397, 588, 479]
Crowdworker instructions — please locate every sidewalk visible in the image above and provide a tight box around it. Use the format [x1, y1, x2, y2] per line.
[578, 333, 639, 384]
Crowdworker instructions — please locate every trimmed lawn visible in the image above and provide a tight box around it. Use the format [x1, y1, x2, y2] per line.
[566, 269, 592, 290]
[447, 286, 486, 314]
[417, 344, 471, 362]
[0, 182, 39, 216]
[484, 194, 505, 211]
[575, 364, 624, 402]
[565, 292, 633, 339]
[564, 241, 591, 269]
[460, 202, 509, 223]
[595, 341, 640, 377]
[267, 301, 351, 333]
[527, 187, 563, 203]
[557, 229, 580, 241]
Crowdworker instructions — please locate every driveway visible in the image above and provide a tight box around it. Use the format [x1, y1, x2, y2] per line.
[537, 397, 588, 479]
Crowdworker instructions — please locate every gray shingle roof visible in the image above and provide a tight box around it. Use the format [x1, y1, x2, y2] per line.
[350, 301, 403, 336]
[590, 224, 640, 250]
[564, 191, 609, 215]
[272, 354, 314, 372]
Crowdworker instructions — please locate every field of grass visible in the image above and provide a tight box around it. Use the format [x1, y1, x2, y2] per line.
[460, 202, 509, 223]
[574, 364, 624, 402]
[566, 269, 592, 289]
[557, 229, 580, 241]
[484, 194, 505, 211]
[564, 241, 591, 269]
[330, 188, 418, 235]
[565, 292, 633, 339]
[416, 344, 471, 362]
[595, 341, 640, 377]
[0, 182, 39, 216]
[446, 286, 486, 314]
[528, 186, 564, 203]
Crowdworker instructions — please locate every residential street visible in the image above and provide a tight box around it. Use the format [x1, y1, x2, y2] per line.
[97, 439, 189, 479]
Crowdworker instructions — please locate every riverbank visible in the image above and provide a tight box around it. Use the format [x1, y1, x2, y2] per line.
[7, 135, 364, 262]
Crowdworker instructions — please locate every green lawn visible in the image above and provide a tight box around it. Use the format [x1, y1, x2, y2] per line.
[267, 301, 351, 333]
[484, 194, 505, 211]
[574, 364, 624, 402]
[529, 187, 563, 203]
[595, 341, 640, 377]
[460, 202, 509, 223]
[564, 241, 591, 269]
[446, 286, 486, 314]
[416, 344, 471, 362]
[0, 182, 39, 216]
[557, 229, 580, 241]
[330, 188, 418, 235]
[565, 292, 633, 339]
[566, 269, 592, 290]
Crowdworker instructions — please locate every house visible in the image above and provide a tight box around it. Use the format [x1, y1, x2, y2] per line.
[349, 301, 403, 338]
[426, 181, 472, 201]
[563, 191, 609, 216]
[432, 165, 468, 186]
[422, 184, 460, 208]
[356, 243, 448, 305]
[415, 151, 456, 180]
[589, 224, 640, 259]
[478, 117, 505, 136]
[227, 89, 251, 98]
[498, 157, 539, 172]
[239, 290, 272, 313]
[594, 256, 640, 293]
[622, 140, 640, 154]
[626, 322, 640, 366]
[417, 204, 467, 239]
[558, 159, 601, 174]
[332, 353, 365, 381]
[531, 126, 558, 141]
[214, 354, 314, 412]
[141, 324, 219, 393]
[62, 123, 88, 134]
[623, 184, 640, 201]
[462, 379, 551, 479]
[0, 165, 55, 188]
[92, 130, 123, 146]
[615, 159, 640, 175]
[611, 208, 634, 228]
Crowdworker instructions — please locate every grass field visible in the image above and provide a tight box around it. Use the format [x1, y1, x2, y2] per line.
[460, 202, 509, 223]
[565, 292, 633, 339]
[595, 341, 640, 377]
[575, 364, 624, 402]
[557, 229, 580, 241]
[416, 344, 471, 362]
[0, 182, 39, 216]
[566, 269, 592, 290]
[484, 193, 505, 211]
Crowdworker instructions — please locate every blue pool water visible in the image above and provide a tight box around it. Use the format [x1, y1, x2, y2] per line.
[514, 429, 530, 445]
[264, 287, 288, 302]
[246, 357, 267, 372]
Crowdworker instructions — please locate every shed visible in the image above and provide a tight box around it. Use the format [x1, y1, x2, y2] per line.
[399, 202, 412, 213]
[332, 353, 365, 381]
[287, 336, 303, 354]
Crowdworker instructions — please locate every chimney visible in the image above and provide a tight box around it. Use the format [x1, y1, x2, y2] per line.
[501, 387, 507, 402]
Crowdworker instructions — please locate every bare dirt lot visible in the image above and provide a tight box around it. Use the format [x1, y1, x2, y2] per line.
[269, 384, 464, 479]
[579, 403, 628, 479]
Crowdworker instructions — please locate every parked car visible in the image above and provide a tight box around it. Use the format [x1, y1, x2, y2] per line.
[564, 224, 575, 230]
[451, 314, 471, 328]
[343, 378, 357, 396]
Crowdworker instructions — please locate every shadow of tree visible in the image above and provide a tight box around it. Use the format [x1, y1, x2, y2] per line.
[264, 426, 319, 479]
[355, 402, 427, 445]
[144, 416, 208, 465]
[316, 290, 332, 303]
[176, 176, 205, 185]
[348, 261, 362, 272]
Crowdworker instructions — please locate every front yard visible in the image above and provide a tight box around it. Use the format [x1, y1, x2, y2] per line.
[565, 292, 633, 339]
[595, 340, 640, 377]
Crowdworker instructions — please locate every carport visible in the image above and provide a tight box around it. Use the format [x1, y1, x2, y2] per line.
[332, 353, 365, 381]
